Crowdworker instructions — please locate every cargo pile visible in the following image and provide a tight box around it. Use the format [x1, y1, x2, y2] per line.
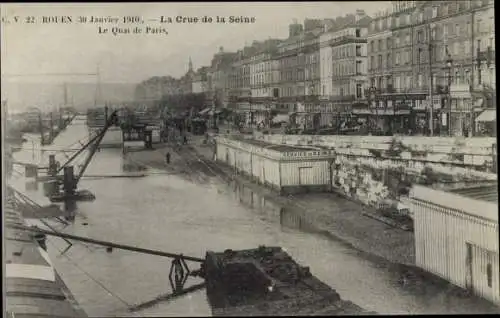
[204, 246, 373, 316]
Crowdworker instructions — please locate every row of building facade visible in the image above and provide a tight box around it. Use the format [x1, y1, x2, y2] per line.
[135, 0, 495, 136]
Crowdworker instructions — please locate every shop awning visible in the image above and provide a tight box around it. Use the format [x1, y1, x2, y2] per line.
[475, 109, 496, 123]
[199, 108, 211, 115]
[473, 98, 484, 107]
[208, 110, 222, 116]
[272, 114, 290, 123]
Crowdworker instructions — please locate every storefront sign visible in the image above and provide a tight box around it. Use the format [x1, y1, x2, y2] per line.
[441, 112, 447, 126]
[123, 127, 145, 142]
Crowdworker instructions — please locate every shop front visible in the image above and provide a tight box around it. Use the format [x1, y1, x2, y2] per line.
[449, 84, 473, 137]
[475, 108, 497, 137]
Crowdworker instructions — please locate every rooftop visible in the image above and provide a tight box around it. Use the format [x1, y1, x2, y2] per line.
[5, 189, 87, 318]
[448, 184, 498, 204]
[231, 137, 321, 153]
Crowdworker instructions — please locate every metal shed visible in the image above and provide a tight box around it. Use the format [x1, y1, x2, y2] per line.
[407, 184, 499, 305]
[216, 137, 336, 194]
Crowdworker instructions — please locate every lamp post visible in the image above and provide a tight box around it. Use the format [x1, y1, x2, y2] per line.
[427, 23, 435, 137]
[367, 86, 376, 134]
[442, 51, 453, 136]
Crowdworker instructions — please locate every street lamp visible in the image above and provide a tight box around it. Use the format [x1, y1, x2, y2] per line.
[442, 50, 453, 136]
[367, 86, 377, 134]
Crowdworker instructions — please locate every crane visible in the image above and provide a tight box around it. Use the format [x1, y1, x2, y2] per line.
[47, 108, 119, 202]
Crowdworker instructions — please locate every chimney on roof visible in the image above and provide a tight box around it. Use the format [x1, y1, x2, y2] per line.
[219, 46, 224, 53]
[355, 9, 366, 22]
[289, 22, 303, 38]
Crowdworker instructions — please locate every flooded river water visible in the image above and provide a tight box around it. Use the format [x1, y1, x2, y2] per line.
[9, 116, 499, 316]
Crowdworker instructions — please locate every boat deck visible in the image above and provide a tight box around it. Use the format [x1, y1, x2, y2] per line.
[5, 190, 87, 317]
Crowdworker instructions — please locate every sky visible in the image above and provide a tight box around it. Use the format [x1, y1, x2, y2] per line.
[1, 1, 391, 85]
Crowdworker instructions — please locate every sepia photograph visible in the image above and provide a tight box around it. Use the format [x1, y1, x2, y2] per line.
[1, 1, 498, 316]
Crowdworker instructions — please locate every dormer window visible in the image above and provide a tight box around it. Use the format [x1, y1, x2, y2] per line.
[432, 6, 438, 18]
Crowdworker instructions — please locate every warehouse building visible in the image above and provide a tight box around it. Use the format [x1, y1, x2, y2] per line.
[216, 137, 336, 194]
[408, 184, 499, 305]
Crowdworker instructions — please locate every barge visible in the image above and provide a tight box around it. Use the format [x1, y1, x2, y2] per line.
[204, 246, 374, 316]
[5, 191, 87, 317]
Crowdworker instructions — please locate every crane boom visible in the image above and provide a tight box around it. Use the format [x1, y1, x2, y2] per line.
[75, 110, 118, 183]
[56, 110, 118, 181]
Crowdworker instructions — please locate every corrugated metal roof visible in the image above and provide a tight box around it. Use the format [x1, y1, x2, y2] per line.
[449, 185, 498, 203]
[410, 185, 498, 222]
[235, 138, 318, 153]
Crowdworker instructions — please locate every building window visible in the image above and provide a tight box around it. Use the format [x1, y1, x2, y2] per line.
[395, 16, 400, 27]
[487, 263, 492, 288]
[378, 55, 383, 69]
[356, 83, 363, 98]
[443, 24, 448, 40]
[356, 60, 362, 74]
[370, 56, 374, 70]
[465, 70, 470, 84]
[356, 28, 361, 38]
[417, 30, 424, 43]
[387, 17, 391, 28]
[418, 12, 423, 23]
[356, 45, 362, 56]
[432, 6, 438, 18]
[387, 53, 391, 68]
[443, 5, 448, 16]
[405, 34, 411, 45]
[396, 52, 400, 65]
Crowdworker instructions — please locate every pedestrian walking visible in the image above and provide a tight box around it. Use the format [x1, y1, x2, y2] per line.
[183, 135, 188, 145]
[166, 152, 171, 164]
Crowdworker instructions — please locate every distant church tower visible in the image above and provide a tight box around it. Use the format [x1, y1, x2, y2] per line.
[188, 57, 193, 73]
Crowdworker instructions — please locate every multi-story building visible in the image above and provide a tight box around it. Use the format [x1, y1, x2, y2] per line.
[248, 39, 281, 127]
[276, 20, 323, 130]
[321, 11, 371, 129]
[134, 76, 181, 102]
[373, 1, 431, 135]
[191, 66, 209, 94]
[368, 0, 495, 136]
[206, 47, 238, 110]
[231, 45, 256, 126]
[366, 9, 396, 132]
